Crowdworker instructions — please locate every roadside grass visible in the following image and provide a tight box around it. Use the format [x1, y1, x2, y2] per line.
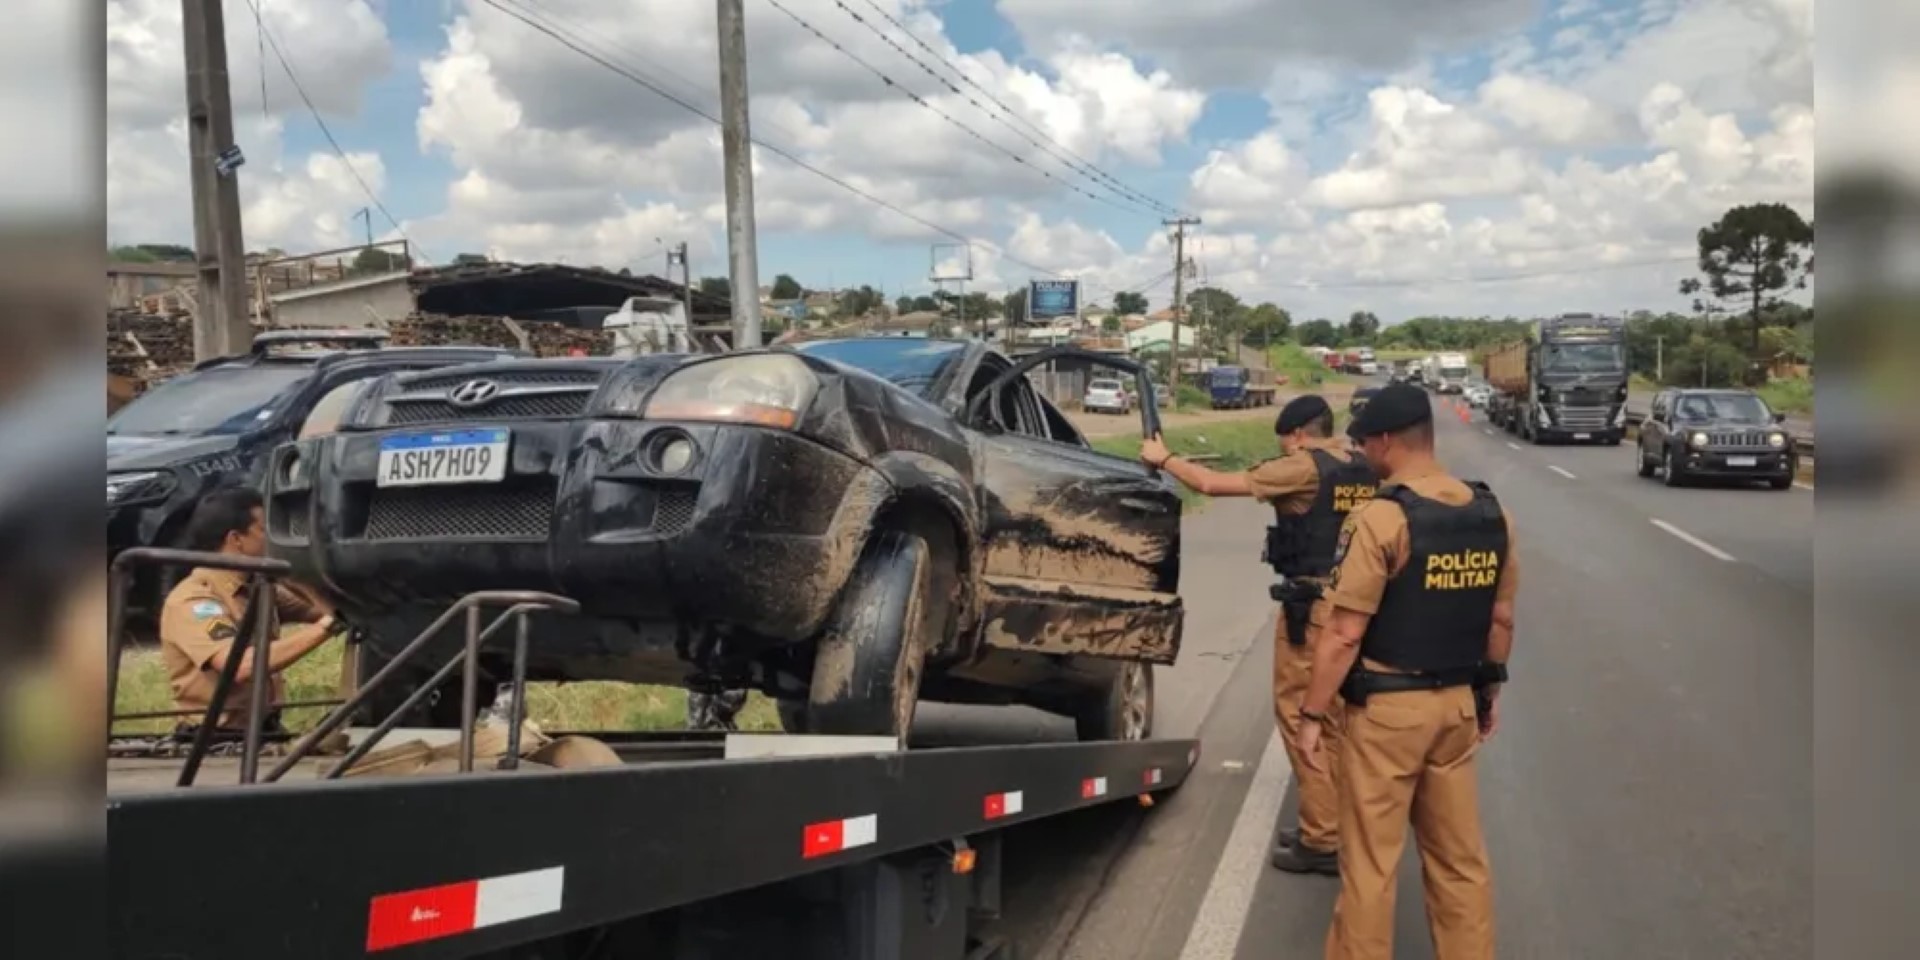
[1371, 348, 1428, 362]
[1756, 377, 1813, 415]
[1268, 342, 1349, 387]
[112, 637, 780, 735]
[1094, 412, 1353, 510]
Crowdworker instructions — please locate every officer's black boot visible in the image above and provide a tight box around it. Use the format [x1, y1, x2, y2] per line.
[1270, 840, 1340, 876]
[1274, 827, 1300, 850]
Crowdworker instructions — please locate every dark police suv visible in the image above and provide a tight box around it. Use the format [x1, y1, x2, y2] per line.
[1635, 388, 1799, 490]
[108, 330, 514, 635]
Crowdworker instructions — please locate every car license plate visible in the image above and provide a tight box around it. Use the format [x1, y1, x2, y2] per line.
[1727, 456, 1757, 467]
[377, 429, 510, 487]
[1573, 432, 1591, 440]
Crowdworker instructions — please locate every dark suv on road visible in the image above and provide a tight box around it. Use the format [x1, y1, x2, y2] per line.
[1635, 388, 1799, 490]
[108, 330, 514, 633]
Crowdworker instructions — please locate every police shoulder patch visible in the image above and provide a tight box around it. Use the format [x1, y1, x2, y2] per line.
[190, 600, 224, 620]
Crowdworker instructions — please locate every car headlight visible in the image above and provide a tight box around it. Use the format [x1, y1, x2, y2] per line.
[1690, 432, 1710, 448]
[1768, 432, 1786, 448]
[298, 380, 372, 440]
[643, 355, 818, 429]
[107, 470, 175, 506]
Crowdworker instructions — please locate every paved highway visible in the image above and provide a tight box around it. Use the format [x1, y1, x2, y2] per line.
[990, 383, 1813, 958]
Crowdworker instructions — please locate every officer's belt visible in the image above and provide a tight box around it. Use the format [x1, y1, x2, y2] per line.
[1341, 664, 1492, 705]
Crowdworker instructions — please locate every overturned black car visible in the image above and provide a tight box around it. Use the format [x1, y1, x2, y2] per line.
[266, 339, 1184, 741]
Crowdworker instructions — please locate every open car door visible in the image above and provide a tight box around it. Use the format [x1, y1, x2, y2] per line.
[959, 346, 1183, 666]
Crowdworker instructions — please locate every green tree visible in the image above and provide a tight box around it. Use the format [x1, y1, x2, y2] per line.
[771, 274, 804, 300]
[1002, 289, 1028, 324]
[352, 246, 408, 274]
[110, 245, 159, 263]
[1102, 314, 1122, 334]
[1345, 310, 1381, 342]
[895, 295, 916, 315]
[1297, 318, 1340, 347]
[1667, 334, 1751, 387]
[1678, 202, 1814, 365]
[1114, 290, 1150, 315]
[835, 285, 884, 319]
[699, 276, 732, 299]
[910, 295, 940, 313]
[1244, 302, 1291, 347]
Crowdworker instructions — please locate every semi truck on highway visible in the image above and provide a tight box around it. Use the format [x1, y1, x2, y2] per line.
[1484, 313, 1630, 445]
[1422, 352, 1471, 393]
[1206, 364, 1278, 408]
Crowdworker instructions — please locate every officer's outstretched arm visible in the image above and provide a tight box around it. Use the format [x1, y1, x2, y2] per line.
[1163, 457, 1254, 497]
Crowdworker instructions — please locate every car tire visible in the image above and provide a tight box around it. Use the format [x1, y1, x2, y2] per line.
[1768, 475, 1793, 490]
[804, 530, 936, 743]
[1662, 447, 1687, 488]
[1074, 661, 1154, 742]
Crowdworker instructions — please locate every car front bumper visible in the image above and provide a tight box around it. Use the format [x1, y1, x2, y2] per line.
[1679, 447, 1796, 478]
[268, 419, 886, 654]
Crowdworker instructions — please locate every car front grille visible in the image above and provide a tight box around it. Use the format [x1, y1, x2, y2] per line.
[654, 489, 698, 536]
[362, 481, 555, 541]
[387, 392, 591, 424]
[1707, 430, 1773, 449]
[403, 369, 604, 392]
[1552, 404, 1612, 429]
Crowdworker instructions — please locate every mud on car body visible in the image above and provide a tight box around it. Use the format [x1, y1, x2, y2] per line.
[266, 338, 1184, 741]
[107, 330, 514, 636]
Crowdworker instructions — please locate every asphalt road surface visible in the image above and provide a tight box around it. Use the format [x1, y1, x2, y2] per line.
[976, 378, 1812, 958]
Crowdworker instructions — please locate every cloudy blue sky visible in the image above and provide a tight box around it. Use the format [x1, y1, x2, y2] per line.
[106, 0, 1810, 321]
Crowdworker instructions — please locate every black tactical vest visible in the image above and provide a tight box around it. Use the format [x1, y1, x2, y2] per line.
[1266, 448, 1380, 577]
[1357, 482, 1509, 673]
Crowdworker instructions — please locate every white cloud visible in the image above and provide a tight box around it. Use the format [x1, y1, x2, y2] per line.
[1477, 73, 1625, 146]
[1188, 132, 1313, 229]
[105, 0, 397, 250]
[1304, 87, 1536, 210]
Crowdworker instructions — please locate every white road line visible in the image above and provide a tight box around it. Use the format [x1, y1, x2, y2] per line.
[1505, 442, 1522, 451]
[1177, 732, 1291, 960]
[1793, 481, 1814, 491]
[1548, 465, 1577, 480]
[1482, 428, 1495, 436]
[1649, 518, 1736, 562]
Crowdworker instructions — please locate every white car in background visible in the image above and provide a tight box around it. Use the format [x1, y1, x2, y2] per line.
[1082, 377, 1134, 414]
[1465, 383, 1492, 408]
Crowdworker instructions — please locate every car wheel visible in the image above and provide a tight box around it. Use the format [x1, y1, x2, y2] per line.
[1662, 448, 1686, 488]
[1768, 474, 1794, 490]
[1075, 661, 1154, 742]
[805, 530, 936, 742]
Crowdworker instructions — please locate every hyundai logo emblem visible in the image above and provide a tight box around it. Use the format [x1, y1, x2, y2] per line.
[447, 379, 502, 408]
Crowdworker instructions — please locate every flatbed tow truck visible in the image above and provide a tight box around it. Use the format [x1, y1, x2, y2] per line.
[106, 549, 1198, 960]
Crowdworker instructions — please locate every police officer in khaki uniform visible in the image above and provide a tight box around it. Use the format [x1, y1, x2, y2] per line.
[1295, 384, 1516, 960]
[159, 487, 339, 738]
[1140, 394, 1378, 875]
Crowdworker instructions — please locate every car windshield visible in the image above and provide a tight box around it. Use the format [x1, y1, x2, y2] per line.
[1441, 365, 1469, 377]
[1675, 393, 1772, 424]
[107, 364, 310, 436]
[1542, 341, 1625, 372]
[790, 339, 966, 395]
[1088, 379, 1123, 392]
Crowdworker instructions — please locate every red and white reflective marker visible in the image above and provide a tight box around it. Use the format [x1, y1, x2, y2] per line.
[1144, 768, 1164, 786]
[1080, 776, 1109, 799]
[802, 813, 879, 859]
[366, 866, 565, 952]
[983, 790, 1025, 820]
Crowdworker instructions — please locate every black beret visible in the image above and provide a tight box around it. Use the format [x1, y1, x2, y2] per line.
[1274, 395, 1332, 434]
[1346, 383, 1433, 439]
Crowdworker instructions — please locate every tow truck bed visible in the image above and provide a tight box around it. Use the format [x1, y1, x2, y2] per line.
[109, 731, 1197, 959]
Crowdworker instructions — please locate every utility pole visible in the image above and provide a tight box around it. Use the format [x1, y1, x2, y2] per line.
[356, 207, 373, 249]
[1164, 217, 1201, 410]
[672, 241, 694, 333]
[1655, 335, 1664, 382]
[716, 0, 763, 347]
[183, 0, 251, 360]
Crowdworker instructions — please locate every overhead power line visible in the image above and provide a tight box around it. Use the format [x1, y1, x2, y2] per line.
[237, 0, 429, 263]
[478, 0, 1095, 286]
[840, 0, 1185, 218]
[759, 0, 1153, 220]
[1269, 255, 1696, 290]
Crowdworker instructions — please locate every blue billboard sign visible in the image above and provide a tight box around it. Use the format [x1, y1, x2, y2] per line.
[1028, 279, 1080, 320]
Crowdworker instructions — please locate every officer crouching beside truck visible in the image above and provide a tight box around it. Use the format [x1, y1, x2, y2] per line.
[1295, 383, 1517, 959]
[1139, 394, 1378, 875]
